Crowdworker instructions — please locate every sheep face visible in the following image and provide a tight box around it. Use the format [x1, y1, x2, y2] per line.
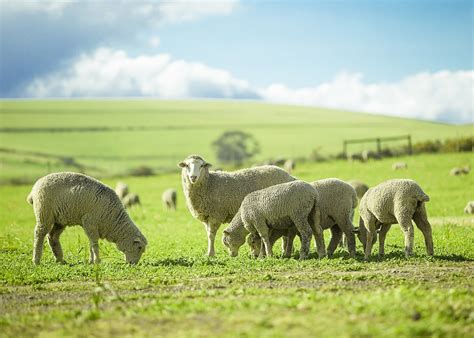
[222, 230, 246, 257]
[246, 234, 261, 258]
[178, 157, 211, 185]
[122, 237, 147, 264]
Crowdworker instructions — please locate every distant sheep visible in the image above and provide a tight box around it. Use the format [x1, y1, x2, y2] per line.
[464, 201, 474, 214]
[115, 182, 129, 199]
[348, 153, 365, 163]
[162, 188, 177, 210]
[348, 180, 369, 200]
[123, 193, 140, 208]
[392, 162, 407, 170]
[357, 179, 433, 260]
[450, 166, 470, 176]
[362, 150, 381, 162]
[178, 154, 295, 256]
[283, 159, 295, 174]
[27, 172, 147, 265]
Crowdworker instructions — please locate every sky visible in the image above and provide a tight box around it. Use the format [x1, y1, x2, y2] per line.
[0, 0, 473, 123]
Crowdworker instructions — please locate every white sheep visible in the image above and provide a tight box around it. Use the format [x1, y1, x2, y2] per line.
[27, 172, 147, 265]
[392, 162, 407, 170]
[123, 193, 140, 208]
[450, 166, 470, 176]
[245, 178, 358, 258]
[464, 201, 474, 214]
[223, 180, 325, 259]
[178, 154, 295, 256]
[283, 159, 295, 174]
[348, 180, 369, 200]
[162, 188, 177, 210]
[357, 179, 433, 260]
[115, 182, 129, 200]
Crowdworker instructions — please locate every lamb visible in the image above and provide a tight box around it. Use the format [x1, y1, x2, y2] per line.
[123, 193, 140, 208]
[392, 162, 407, 170]
[450, 166, 470, 176]
[115, 182, 129, 200]
[222, 180, 325, 259]
[283, 159, 295, 174]
[348, 180, 369, 200]
[162, 188, 177, 210]
[357, 179, 433, 260]
[244, 178, 358, 258]
[178, 154, 295, 256]
[464, 201, 474, 214]
[27, 172, 147, 265]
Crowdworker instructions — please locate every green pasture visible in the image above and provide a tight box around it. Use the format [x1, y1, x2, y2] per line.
[0, 100, 472, 182]
[0, 152, 473, 337]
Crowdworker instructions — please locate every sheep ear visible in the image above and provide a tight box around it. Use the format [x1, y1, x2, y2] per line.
[203, 162, 212, 168]
[352, 227, 360, 233]
[178, 161, 187, 168]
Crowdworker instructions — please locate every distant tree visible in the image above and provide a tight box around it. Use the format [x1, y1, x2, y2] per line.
[212, 130, 260, 166]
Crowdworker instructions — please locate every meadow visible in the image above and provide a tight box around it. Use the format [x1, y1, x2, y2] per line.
[0, 100, 472, 183]
[0, 150, 473, 337]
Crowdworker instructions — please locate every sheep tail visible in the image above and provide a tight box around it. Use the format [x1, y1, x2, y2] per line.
[417, 193, 430, 203]
[27, 192, 34, 205]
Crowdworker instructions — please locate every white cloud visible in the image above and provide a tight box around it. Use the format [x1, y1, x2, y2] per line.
[149, 36, 161, 48]
[25, 48, 258, 99]
[158, 0, 238, 22]
[260, 71, 474, 123]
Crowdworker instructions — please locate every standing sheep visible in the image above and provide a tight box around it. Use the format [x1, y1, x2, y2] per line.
[27, 172, 147, 265]
[115, 182, 129, 200]
[223, 181, 325, 259]
[392, 162, 407, 170]
[178, 154, 295, 256]
[357, 179, 433, 260]
[123, 193, 140, 208]
[464, 201, 474, 214]
[162, 188, 177, 210]
[245, 179, 358, 258]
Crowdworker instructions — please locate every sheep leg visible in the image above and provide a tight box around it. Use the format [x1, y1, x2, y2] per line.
[204, 223, 218, 257]
[308, 207, 326, 258]
[33, 223, 50, 265]
[377, 224, 391, 257]
[283, 228, 297, 258]
[47, 223, 66, 263]
[413, 204, 434, 256]
[291, 217, 313, 260]
[82, 220, 101, 264]
[398, 218, 415, 258]
[327, 226, 342, 258]
[253, 221, 272, 258]
[363, 216, 377, 260]
[339, 216, 357, 258]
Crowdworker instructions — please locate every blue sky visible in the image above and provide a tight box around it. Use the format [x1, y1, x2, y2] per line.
[0, 0, 472, 123]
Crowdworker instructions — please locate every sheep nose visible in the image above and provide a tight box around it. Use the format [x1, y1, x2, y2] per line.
[190, 175, 197, 181]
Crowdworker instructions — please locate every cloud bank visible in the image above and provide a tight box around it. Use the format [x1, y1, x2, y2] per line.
[24, 48, 473, 123]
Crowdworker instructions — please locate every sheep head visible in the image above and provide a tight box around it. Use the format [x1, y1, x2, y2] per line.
[178, 155, 212, 185]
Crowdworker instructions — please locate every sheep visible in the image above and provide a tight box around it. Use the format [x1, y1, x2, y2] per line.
[357, 179, 433, 260]
[222, 180, 325, 259]
[123, 193, 140, 208]
[283, 159, 295, 174]
[162, 188, 177, 210]
[178, 154, 295, 256]
[27, 172, 147, 265]
[450, 166, 470, 176]
[392, 162, 407, 170]
[244, 178, 358, 258]
[348, 180, 369, 200]
[362, 150, 381, 162]
[115, 182, 129, 200]
[348, 153, 365, 162]
[464, 201, 474, 214]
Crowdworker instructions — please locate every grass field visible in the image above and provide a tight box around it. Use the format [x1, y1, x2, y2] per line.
[0, 100, 472, 183]
[0, 151, 473, 337]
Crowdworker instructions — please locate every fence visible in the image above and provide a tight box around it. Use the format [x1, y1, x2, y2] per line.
[342, 135, 412, 156]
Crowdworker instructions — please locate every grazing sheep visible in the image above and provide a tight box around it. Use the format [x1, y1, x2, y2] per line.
[450, 166, 470, 176]
[162, 188, 177, 210]
[362, 150, 381, 162]
[123, 193, 140, 208]
[348, 153, 365, 163]
[27, 172, 147, 265]
[178, 154, 295, 256]
[464, 201, 474, 214]
[283, 159, 296, 174]
[392, 162, 408, 170]
[348, 180, 369, 200]
[223, 180, 325, 259]
[115, 182, 129, 199]
[357, 179, 433, 260]
[246, 179, 358, 258]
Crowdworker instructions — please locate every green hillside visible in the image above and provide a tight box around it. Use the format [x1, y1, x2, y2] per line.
[0, 100, 471, 182]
